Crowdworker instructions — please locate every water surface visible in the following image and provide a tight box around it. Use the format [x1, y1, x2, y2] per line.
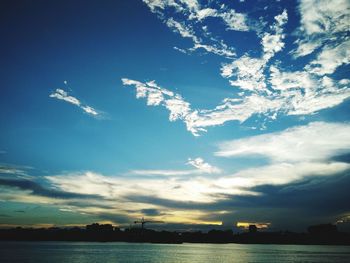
[1, 241, 350, 263]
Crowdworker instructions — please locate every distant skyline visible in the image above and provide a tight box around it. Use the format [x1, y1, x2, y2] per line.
[1, 0, 350, 232]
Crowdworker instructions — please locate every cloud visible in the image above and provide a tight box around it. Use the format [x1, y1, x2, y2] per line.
[143, 0, 239, 58]
[306, 39, 350, 76]
[22, 122, 350, 228]
[130, 169, 196, 176]
[223, 55, 267, 92]
[216, 122, 350, 162]
[50, 89, 100, 117]
[0, 164, 34, 179]
[124, 3, 350, 136]
[220, 171, 350, 231]
[0, 166, 27, 177]
[213, 122, 350, 193]
[140, 208, 164, 216]
[292, 0, 350, 58]
[218, 9, 249, 31]
[130, 157, 221, 176]
[221, 9, 287, 78]
[221, 162, 349, 188]
[221, 9, 288, 95]
[4, 121, 350, 228]
[261, 9, 288, 60]
[45, 170, 256, 206]
[166, 18, 197, 40]
[123, 69, 350, 134]
[123, 73, 350, 135]
[122, 78, 286, 135]
[268, 68, 350, 116]
[0, 178, 101, 200]
[299, 0, 349, 35]
[187, 157, 221, 174]
[124, 170, 350, 231]
[189, 6, 250, 32]
[125, 9, 350, 135]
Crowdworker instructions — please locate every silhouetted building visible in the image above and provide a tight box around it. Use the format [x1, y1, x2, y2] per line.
[86, 223, 113, 232]
[308, 223, 338, 235]
[249, 225, 257, 233]
[1, 222, 349, 245]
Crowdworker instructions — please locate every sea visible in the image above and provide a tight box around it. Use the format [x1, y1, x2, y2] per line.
[1, 241, 350, 263]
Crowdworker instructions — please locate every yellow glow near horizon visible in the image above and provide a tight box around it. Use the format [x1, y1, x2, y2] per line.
[236, 222, 271, 229]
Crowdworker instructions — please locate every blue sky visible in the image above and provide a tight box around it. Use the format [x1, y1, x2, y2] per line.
[1, 0, 350, 231]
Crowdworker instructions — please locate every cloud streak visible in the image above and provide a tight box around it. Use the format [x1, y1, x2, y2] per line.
[131, 157, 221, 176]
[214, 122, 350, 191]
[216, 122, 350, 162]
[143, 0, 241, 58]
[122, 2, 350, 136]
[0, 178, 101, 200]
[50, 89, 100, 117]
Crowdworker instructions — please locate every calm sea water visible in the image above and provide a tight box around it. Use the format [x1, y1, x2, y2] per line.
[1, 241, 350, 263]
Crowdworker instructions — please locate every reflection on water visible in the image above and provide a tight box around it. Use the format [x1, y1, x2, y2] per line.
[1, 241, 350, 263]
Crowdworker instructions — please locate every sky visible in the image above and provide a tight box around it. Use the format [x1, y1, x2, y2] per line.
[1, 0, 350, 232]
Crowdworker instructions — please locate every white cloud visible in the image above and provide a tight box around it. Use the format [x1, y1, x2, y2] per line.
[221, 10, 288, 92]
[122, 78, 285, 135]
[142, 0, 181, 12]
[166, 18, 198, 40]
[187, 157, 221, 174]
[219, 9, 250, 31]
[224, 56, 266, 92]
[292, 0, 350, 57]
[143, 0, 240, 58]
[306, 39, 350, 76]
[49, 89, 99, 117]
[130, 169, 196, 176]
[190, 42, 236, 58]
[216, 122, 350, 163]
[268, 66, 350, 115]
[190, 7, 217, 20]
[299, 0, 349, 35]
[46, 171, 253, 204]
[127, 3, 350, 136]
[214, 121, 350, 192]
[261, 9, 288, 60]
[219, 161, 350, 188]
[292, 38, 323, 58]
[130, 157, 221, 176]
[41, 160, 349, 220]
[50, 89, 80, 106]
[122, 66, 350, 135]
[269, 66, 316, 91]
[45, 123, 350, 208]
[0, 164, 32, 179]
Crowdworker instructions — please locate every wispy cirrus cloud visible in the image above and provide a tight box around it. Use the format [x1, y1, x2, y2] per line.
[122, 78, 283, 135]
[122, 75, 350, 135]
[130, 157, 221, 176]
[123, 2, 350, 136]
[49, 89, 100, 117]
[143, 0, 243, 58]
[0, 164, 34, 179]
[0, 177, 101, 200]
